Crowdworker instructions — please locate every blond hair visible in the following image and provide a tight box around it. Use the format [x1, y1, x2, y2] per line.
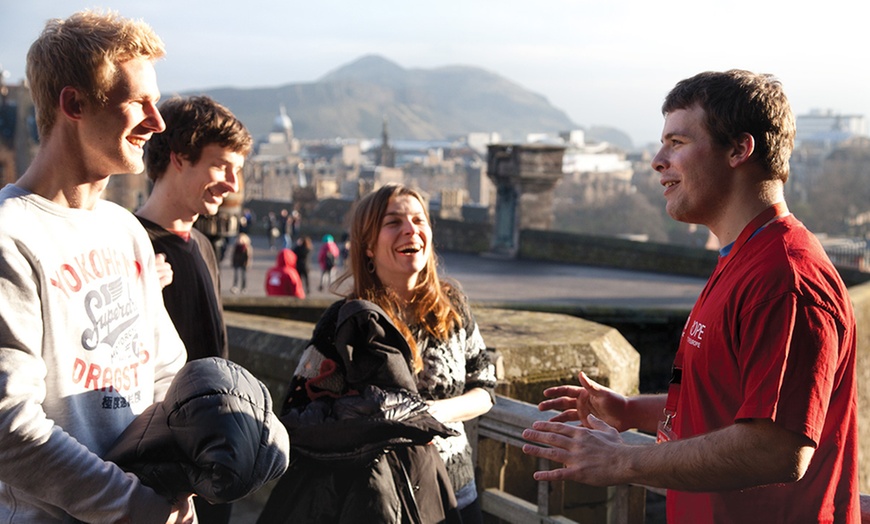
[26, 9, 165, 138]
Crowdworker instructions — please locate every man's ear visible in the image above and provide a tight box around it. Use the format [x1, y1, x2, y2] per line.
[58, 86, 85, 121]
[169, 151, 185, 171]
[729, 132, 755, 168]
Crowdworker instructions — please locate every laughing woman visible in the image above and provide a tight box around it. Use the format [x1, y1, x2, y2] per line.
[258, 183, 497, 524]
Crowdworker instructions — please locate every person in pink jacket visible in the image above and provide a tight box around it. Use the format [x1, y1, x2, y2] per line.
[265, 249, 305, 298]
[317, 234, 341, 291]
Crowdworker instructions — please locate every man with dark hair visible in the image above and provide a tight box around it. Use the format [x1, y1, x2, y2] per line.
[522, 70, 859, 522]
[0, 10, 193, 523]
[136, 94, 252, 523]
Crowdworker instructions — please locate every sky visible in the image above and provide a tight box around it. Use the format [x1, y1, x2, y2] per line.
[2, 1, 868, 147]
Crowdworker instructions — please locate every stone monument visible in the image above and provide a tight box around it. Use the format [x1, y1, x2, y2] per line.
[486, 143, 566, 257]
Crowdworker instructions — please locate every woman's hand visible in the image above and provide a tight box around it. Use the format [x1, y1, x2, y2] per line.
[166, 495, 197, 524]
[426, 388, 493, 423]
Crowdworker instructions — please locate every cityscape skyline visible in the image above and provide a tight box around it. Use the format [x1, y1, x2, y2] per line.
[1, 0, 867, 147]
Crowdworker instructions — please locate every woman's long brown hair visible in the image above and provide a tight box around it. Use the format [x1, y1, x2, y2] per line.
[334, 184, 461, 373]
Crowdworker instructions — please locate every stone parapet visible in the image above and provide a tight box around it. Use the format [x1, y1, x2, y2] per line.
[469, 307, 638, 522]
[224, 303, 639, 410]
[472, 307, 638, 401]
[224, 311, 315, 407]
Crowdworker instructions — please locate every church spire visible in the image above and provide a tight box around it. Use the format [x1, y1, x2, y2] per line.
[379, 116, 395, 167]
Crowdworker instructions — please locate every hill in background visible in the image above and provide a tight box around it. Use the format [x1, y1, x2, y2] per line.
[184, 54, 632, 148]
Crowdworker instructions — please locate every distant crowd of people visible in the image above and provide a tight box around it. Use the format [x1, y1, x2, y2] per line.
[0, 7, 861, 524]
[233, 226, 347, 298]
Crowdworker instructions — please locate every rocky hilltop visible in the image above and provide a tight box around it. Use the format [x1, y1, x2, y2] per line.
[186, 54, 580, 142]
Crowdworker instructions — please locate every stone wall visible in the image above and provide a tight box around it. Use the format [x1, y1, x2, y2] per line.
[224, 311, 315, 407]
[224, 302, 640, 408]
[369, 218, 870, 287]
[433, 220, 720, 278]
[519, 229, 719, 278]
[433, 217, 492, 254]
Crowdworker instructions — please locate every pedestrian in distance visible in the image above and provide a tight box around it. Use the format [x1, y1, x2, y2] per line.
[240, 207, 254, 235]
[280, 208, 291, 249]
[290, 210, 301, 244]
[317, 233, 340, 291]
[0, 10, 193, 523]
[338, 231, 350, 269]
[522, 69, 860, 523]
[265, 248, 305, 298]
[232, 232, 254, 294]
[267, 211, 280, 250]
[292, 235, 313, 296]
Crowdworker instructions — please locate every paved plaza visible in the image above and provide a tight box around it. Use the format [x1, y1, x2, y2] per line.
[219, 234, 707, 311]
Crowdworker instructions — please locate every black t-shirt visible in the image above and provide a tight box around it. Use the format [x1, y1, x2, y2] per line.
[137, 216, 228, 361]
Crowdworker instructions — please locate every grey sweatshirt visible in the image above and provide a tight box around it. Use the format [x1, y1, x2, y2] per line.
[0, 185, 187, 523]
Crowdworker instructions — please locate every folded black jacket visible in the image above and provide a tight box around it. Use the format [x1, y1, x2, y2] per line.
[259, 299, 460, 524]
[103, 357, 290, 505]
[283, 299, 458, 464]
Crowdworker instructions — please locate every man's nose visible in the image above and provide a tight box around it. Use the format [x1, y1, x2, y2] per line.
[225, 167, 241, 193]
[145, 101, 166, 133]
[651, 149, 667, 172]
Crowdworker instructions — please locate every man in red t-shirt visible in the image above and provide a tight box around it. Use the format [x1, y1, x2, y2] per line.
[521, 70, 859, 522]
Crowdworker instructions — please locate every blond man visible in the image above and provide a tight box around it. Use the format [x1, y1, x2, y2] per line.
[0, 11, 194, 523]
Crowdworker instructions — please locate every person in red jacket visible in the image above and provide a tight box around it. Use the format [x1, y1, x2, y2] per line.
[265, 248, 305, 298]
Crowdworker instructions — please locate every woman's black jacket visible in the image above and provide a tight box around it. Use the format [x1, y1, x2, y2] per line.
[257, 299, 461, 524]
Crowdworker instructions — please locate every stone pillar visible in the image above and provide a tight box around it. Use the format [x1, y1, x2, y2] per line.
[486, 144, 566, 257]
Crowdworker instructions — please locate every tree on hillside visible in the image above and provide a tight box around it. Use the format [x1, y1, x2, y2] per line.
[554, 191, 669, 242]
[798, 137, 870, 237]
[631, 166, 710, 246]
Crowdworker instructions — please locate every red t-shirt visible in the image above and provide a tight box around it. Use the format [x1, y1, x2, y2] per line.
[666, 209, 859, 523]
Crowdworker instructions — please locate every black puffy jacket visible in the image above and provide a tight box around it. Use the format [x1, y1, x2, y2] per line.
[102, 357, 290, 505]
[258, 300, 460, 524]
